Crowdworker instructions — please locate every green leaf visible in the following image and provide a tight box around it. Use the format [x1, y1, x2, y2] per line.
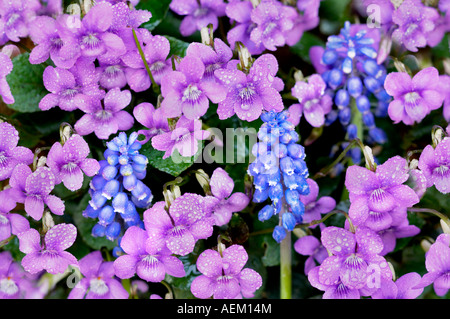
[140, 141, 202, 177]
[137, 0, 172, 31]
[5, 52, 47, 113]
[318, 0, 351, 22]
[165, 35, 189, 58]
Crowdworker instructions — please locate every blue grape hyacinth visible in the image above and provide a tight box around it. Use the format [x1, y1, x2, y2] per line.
[83, 132, 152, 245]
[249, 110, 310, 243]
[321, 21, 390, 150]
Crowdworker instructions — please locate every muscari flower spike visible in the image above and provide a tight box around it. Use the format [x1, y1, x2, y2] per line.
[317, 21, 391, 165]
[83, 132, 152, 246]
[249, 110, 310, 243]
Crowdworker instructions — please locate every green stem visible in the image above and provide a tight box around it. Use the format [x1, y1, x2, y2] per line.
[132, 29, 160, 95]
[279, 202, 291, 299]
[408, 207, 450, 225]
[350, 98, 363, 166]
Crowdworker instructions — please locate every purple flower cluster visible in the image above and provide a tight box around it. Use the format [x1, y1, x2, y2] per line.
[345, 156, 421, 255]
[361, 0, 446, 52]
[8, 131, 99, 221]
[307, 226, 393, 298]
[68, 251, 128, 299]
[226, 0, 320, 55]
[169, 0, 226, 37]
[31, 1, 162, 140]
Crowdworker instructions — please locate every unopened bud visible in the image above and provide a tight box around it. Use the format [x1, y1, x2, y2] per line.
[250, 0, 260, 8]
[237, 44, 252, 70]
[387, 261, 396, 281]
[364, 145, 376, 171]
[195, 169, 211, 195]
[42, 211, 55, 234]
[293, 70, 304, 83]
[409, 158, 419, 170]
[432, 126, 444, 147]
[420, 238, 434, 253]
[1, 45, 20, 59]
[443, 58, 450, 75]
[377, 36, 392, 64]
[36, 156, 47, 168]
[441, 219, 450, 235]
[60, 124, 74, 145]
[390, 0, 403, 10]
[200, 26, 212, 46]
[393, 59, 408, 73]
[82, 0, 94, 14]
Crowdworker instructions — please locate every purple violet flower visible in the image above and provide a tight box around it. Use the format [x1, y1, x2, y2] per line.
[208, 167, 250, 226]
[0, 0, 40, 44]
[0, 251, 39, 299]
[214, 54, 283, 121]
[160, 55, 227, 120]
[68, 251, 129, 299]
[0, 188, 30, 242]
[190, 245, 263, 299]
[249, 0, 297, 51]
[294, 235, 328, 275]
[288, 74, 333, 127]
[113, 225, 186, 282]
[39, 59, 104, 112]
[9, 164, 65, 221]
[377, 214, 420, 256]
[392, 0, 440, 52]
[298, 178, 336, 226]
[59, 2, 126, 60]
[47, 134, 100, 191]
[0, 122, 33, 181]
[98, 60, 128, 90]
[371, 272, 423, 299]
[122, 35, 172, 91]
[418, 137, 450, 194]
[226, 0, 264, 55]
[74, 88, 134, 140]
[17, 223, 78, 275]
[0, 50, 14, 104]
[133, 102, 170, 145]
[151, 116, 210, 159]
[169, 0, 227, 37]
[185, 38, 233, 83]
[414, 233, 450, 296]
[438, 75, 450, 123]
[307, 226, 392, 299]
[285, 0, 320, 46]
[384, 67, 444, 125]
[144, 196, 216, 256]
[28, 15, 79, 69]
[345, 156, 420, 213]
